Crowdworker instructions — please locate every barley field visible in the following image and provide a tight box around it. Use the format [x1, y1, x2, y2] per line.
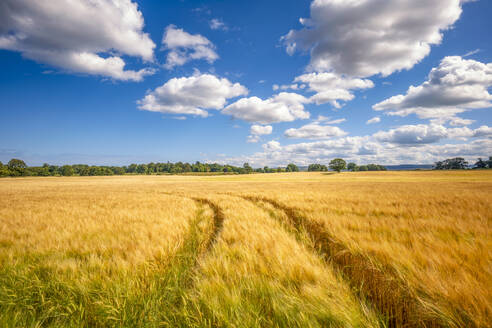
[0, 171, 491, 327]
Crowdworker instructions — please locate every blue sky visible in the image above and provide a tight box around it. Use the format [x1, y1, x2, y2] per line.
[0, 0, 491, 166]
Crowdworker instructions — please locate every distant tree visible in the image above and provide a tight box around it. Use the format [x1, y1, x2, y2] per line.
[308, 164, 328, 172]
[136, 164, 148, 174]
[8, 158, 27, 170]
[358, 165, 368, 171]
[0, 161, 10, 177]
[329, 158, 346, 173]
[243, 163, 253, 174]
[347, 162, 358, 172]
[79, 167, 90, 176]
[60, 165, 74, 176]
[111, 166, 126, 175]
[127, 164, 138, 173]
[434, 157, 469, 170]
[7, 159, 27, 176]
[367, 164, 386, 171]
[286, 163, 299, 172]
[474, 158, 488, 169]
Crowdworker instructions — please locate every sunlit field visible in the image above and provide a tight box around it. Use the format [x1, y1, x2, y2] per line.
[0, 171, 491, 327]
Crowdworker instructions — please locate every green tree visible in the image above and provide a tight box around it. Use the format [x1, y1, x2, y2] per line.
[7, 158, 27, 176]
[358, 165, 368, 171]
[308, 164, 328, 172]
[329, 158, 346, 173]
[0, 161, 10, 177]
[474, 158, 489, 169]
[286, 163, 299, 172]
[434, 157, 468, 170]
[60, 165, 74, 176]
[243, 163, 253, 174]
[8, 158, 27, 170]
[111, 166, 126, 175]
[347, 162, 358, 171]
[136, 164, 148, 174]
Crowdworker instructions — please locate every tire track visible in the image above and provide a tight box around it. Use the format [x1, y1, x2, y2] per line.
[238, 194, 446, 328]
[190, 197, 225, 252]
[155, 195, 226, 326]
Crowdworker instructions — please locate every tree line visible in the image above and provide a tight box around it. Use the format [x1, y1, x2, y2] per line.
[0, 159, 303, 177]
[433, 157, 492, 170]
[307, 158, 387, 172]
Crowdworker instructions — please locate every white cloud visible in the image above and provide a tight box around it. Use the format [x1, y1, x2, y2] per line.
[463, 49, 480, 57]
[430, 116, 475, 126]
[247, 135, 261, 143]
[247, 125, 273, 143]
[373, 56, 492, 119]
[374, 124, 448, 145]
[366, 117, 381, 124]
[470, 125, 492, 138]
[138, 73, 248, 117]
[162, 25, 218, 69]
[251, 125, 273, 136]
[294, 72, 374, 107]
[262, 140, 282, 152]
[209, 18, 227, 31]
[316, 116, 346, 124]
[219, 136, 492, 167]
[284, 122, 347, 139]
[0, 0, 156, 81]
[373, 123, 492, 145]
[222, 92, 310, 124]
[282, 0, 466, 77]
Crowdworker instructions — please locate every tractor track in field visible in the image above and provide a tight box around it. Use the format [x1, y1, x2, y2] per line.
[160, 192, 225, 255]
[237, 194, 446, 328]
[155, 194, 226, 324]
[190, 197, 225, 252]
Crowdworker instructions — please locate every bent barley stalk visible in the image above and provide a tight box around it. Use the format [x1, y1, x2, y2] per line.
[0, 171, 490, 327]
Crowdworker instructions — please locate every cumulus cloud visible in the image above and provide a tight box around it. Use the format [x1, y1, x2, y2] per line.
[209, 18, 227, 31]
[262, 140, 282, 152]
[373, 56, 492, 119]
[284, 123, 347, 139]
[222, 92, 310, 124]
[162, 25, 218, 69]
[430, 116, 475, 126]
[373, 124, 448, 145]
[366, 117, 381, 124]
[247, 124, 273, 143]
[219, 135, 492, 167]
[138, 73, 248, 117]
[282, 0, 466, 77]
[251, 124, 273, 136]
[0, 0, 156, 81]
[294, 72, 374, 107]
[373, 124, 492, 145]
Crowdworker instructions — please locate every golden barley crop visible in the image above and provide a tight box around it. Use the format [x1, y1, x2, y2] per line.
[0, 171, 491, 327]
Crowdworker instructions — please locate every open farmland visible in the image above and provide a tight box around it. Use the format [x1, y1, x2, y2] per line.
[0, 171, 491, 327]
